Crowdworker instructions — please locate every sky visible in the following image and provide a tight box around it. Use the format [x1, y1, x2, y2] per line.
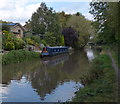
[0, 0, 94, 25]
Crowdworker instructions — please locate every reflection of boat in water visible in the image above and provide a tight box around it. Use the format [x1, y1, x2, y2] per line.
[41, 54, 69, 67]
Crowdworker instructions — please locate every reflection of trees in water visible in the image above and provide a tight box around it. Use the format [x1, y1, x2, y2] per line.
[61, 52, 80, 74]
[2, 59, 41, 85]
[2, 51, 90, 100]
[61, 51, 89, 76]
[30, 65, 64, 100]
[29, 51, 89, 100]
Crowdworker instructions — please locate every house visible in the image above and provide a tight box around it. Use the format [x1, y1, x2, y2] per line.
[1, 23, 26, 38]
[9, 23, 26, 38]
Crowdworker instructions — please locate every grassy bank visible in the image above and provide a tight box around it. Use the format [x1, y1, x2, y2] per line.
[72, 54, 117, 102]
[2, 50, 40, 65]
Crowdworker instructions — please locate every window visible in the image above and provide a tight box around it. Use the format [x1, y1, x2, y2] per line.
[18, 29, 21, 33]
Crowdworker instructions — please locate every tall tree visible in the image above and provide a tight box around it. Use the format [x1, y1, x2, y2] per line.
[57, 11, 72, 28]
[30, 2, 62, 45]
[89, 1, 119, 43]
[66, 15, 93, 48]
[107, 2, 120, 42]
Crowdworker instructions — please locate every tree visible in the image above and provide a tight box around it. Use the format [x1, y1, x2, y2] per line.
[66, 15, 93, 48]
[30, 2, 62, 45]
[57, 11, 72, 28]
[62, 27, 79, 48]
[89, 1, 120, 43]
[107, 2, 120, 42]
[43, 32, 56, 46]
[31, 36, 41, 44]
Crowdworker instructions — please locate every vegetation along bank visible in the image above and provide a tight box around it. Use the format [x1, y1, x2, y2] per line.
[2, 50, 40, 65]
[72, 54, 118, 102]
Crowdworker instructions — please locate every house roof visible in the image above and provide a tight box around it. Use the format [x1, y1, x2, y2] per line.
[10, 23, 26, 31]
[0, 23, 26, 31]
[0, 23, 16, 26]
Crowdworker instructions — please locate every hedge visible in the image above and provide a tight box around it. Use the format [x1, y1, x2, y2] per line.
[2, 50, 40, 65]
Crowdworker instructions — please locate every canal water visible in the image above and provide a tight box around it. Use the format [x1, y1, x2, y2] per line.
[1, 48, 100, 102]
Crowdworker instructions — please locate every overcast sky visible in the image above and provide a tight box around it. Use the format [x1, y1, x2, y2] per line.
[0, 0, 93, 25]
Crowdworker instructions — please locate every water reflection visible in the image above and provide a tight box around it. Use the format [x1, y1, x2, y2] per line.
[85, 48, 95, 61]
[85, 47, 102, 62]
[2, 50, 90, 102]
[41, 54, 69, 67]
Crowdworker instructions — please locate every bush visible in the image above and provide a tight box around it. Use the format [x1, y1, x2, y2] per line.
[2, 50, 40, 65]
[3, 31, 25, 50]
[41, 40, 47, 46]
[4, 41, 15, 50]
[31, 36, 41, 44]
[43, 32, 56, 46]
[14, 38, 25, 49]
[26, 38, 34, 45]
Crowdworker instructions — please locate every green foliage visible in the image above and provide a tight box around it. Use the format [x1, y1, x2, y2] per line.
[26, 38, 35, 45]
[57, 11, 72, 28]
[59, 35, 65, 46]
[41, 40, 47, 46]
[25, 3, 95, 47]
[66, 15, 93, 48]
[22, 37, 39, 46]
[3, 31, 15, 50]
[80, 54, 112, 85]
[89, 2, 120, 43]
[2, 50, 40, 65]
[4, 41, 15, 50]
[73, 54, 117, 102]
[43, 32, 56, 46]
[2, 31, 25, 50]
[107, 2, 120, 42]
[31, 36, 41, 44]
[29, 2, 63, 46]
[14, 38, 25, 49]
[24, 31, 33, 38]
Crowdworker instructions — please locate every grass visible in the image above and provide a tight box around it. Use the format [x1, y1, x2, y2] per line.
[72, 54, 117, 102]
[2, 49, 40, 65]
[103, 43, 119, 69]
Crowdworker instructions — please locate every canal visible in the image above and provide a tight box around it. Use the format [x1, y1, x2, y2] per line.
[1, 48, 101, 102]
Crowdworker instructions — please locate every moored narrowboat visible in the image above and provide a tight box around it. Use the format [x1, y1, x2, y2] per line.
[41, 46, 69, 57]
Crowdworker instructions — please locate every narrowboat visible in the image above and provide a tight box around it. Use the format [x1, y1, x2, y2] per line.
[41, 46, 69, 57]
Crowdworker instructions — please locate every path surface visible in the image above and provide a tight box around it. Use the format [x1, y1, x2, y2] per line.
[108, 52, 119, 77]
[107, 51, 120, 102]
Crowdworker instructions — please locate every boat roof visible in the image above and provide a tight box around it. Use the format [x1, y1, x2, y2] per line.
[46, 46, 68, 49]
